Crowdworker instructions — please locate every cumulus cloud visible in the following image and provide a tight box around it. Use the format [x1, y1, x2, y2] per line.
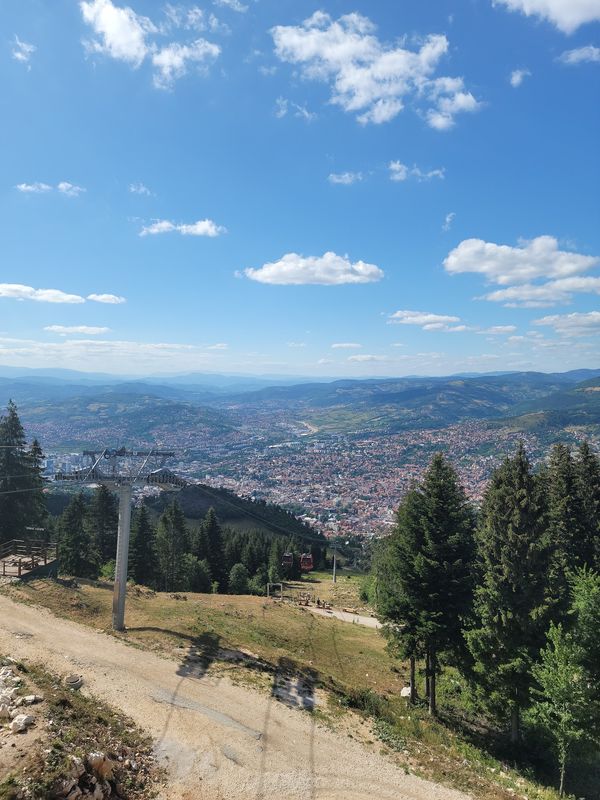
[534, 311, 600, 336]
[388, 310, 462, 331]
[493, 0, 600, 33]
[331, 342, 362, 349]
[243, 251, 384, 285]
[271, 12, 480, 129]
[15, 181, 86, 196]
[482, 276, 600, 307]
[15, 182, 52, 193]
[80, 0, 156, 65]
[87, 293, 126, 304]
[139, 218, 226, 237]
[0, 284, 85, 304]
[558, 45, 600, 64]
[57, 181, 86, 197]
[12, 35, 36, 66]
[444, 236, 599, 285]
[389, 161, 445, 181]
[328, 172, 363, 185]
[477, 325, 517, 334]
[80, 0, 220, 88]
[152, 39, 220, 89]
[510, 68, 531, 86]
[44, 325, 110, 335]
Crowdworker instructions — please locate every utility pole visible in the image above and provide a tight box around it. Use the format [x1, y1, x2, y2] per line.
[55, 448, 186, 631]
[332, 542, 337, 583]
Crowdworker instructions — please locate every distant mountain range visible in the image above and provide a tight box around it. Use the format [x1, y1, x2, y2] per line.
[1, 366, 599, 447]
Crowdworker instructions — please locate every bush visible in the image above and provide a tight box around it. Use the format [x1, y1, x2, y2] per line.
[229, 563, 250, 594]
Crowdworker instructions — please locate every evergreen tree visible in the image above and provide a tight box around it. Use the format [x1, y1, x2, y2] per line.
[569, 568, 600, 714]
[59, 493, 98, 578]
[128, 505, 157, 587]
[466, 443, 550, 743]
[532, 616, 598, 795]
[0, 401, 31, 543]
[204, 508, 227, 591]
[190, 524, 209, 562]
[268, 539, 283, 583]
[377, 455, 475, 714]
[87, 484, 118, 564]
[574, 442, 600, 572]
[25, 438, 48, 535]
[546, 444, 587, 614]
[229, 562, 250, 594]
[155, 501, 189, 591]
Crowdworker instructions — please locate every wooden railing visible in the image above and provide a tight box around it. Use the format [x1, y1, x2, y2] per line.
[0, 539, 58, 577]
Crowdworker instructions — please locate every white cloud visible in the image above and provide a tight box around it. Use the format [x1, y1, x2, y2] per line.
[287, 341, 306, 348]
[558, 45, 600, 64]
[44, 325, 110, 335]
[534, 311, 600, 336]
[129, 181, 152, 195]
[206, 342, 228, 350]
[214, 0, 248, 12]
[15, 181, 85, 196]
[243, 251, 384, 285]
[331, 342, 362, 349]
[274, 97, 316, 121]
[87, 293, 126, 304]
[12, 35, 36, 65]
[271, 12, 480, 129]
[482, 276, 600, 307]
[510, 68, 531, 86]
[139, 218, 226, 237]
[152, 39, 220, 89]
[348, 354, 389, 362]
[493, 0, 600, 33]
[328, 172, 363, 185]
[57, 181, 86, 197]
[0, 284, 85, 304]
[388, 310, 462, 331]
[444, 236, 599, 285]
[80, 0, 156, 66]
[477, 325, 517, 334]
[442, 211, 456, 231]
[389, 161, 445, 182]
[15, 182, 52, 193]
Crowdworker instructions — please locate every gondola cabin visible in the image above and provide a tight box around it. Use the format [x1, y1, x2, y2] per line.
[300, 553, 314, 572]
[282, 552, 293, 568]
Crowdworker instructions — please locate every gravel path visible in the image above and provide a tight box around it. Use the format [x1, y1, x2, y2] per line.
[307, 606, 382, 629]
[0, 594, 469, 800]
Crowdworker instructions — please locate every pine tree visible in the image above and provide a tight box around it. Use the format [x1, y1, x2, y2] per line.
[59, 493, 98, 578]
[155, 501, 189, 592]
[574, 442, 600, 572]
[87, 485, 118, 564]
[532, 623, 592, 797]
[128, 505, 157, 587]
[24, 439, 48, 536]
[182, 554, 212, 592]
[0, 401, 31, 543]
[204, 508, 228, 591]
[546, 444, 587, 614]
[466, 443, 550, 743]
[377, 455, 475, 714]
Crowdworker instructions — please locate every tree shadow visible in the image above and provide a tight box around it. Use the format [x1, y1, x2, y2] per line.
[271, 656, 318, 712]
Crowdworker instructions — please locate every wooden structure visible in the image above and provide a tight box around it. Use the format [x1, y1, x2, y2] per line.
[0, 539, 58, 580]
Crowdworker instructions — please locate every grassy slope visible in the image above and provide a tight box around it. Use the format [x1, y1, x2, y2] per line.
[3, 578, 575, 800]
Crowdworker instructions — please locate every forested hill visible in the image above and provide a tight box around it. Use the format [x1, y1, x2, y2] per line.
[144, 483, 321, 542]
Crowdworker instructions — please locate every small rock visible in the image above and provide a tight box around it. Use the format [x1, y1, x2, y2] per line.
[87, 752, 115, 781]
[66, 787, 83, 800]
[0, 703, 10, 719]
[10, 714, 34, 733]
[70, 755, 86, 779]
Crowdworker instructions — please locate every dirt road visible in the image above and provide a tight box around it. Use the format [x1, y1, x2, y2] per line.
[0, 595, 469, 800]
[307, 606, 382, 629]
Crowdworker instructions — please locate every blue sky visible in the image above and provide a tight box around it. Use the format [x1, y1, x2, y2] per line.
[1, 0, 599, 377]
